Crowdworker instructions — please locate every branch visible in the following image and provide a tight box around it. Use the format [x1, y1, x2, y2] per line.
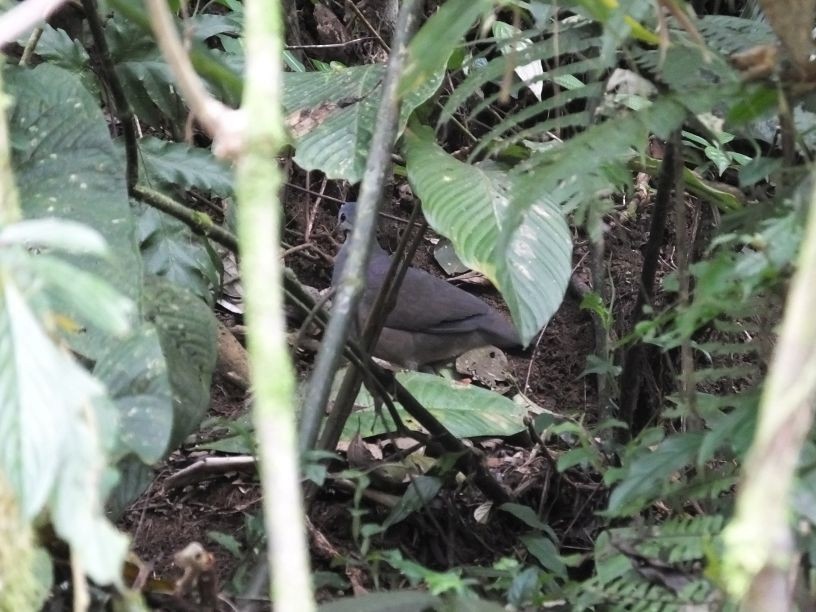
[132, 184, 238, 250]
[618, 133, 679, 434]
[299, 0, 424, 452]
[80, 0, 139, 192]
[723, 173, 816, 608]
[144, 0, 243, 158]
[235, 0, 313, 606]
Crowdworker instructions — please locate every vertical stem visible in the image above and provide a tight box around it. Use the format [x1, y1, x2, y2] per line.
[588, 201, 608, 415]
[618, 134, 678, 434]
[671, 131, 698, 425]
[237, 0, 313, 609]
[82, 0, 139, 193]
[298, 0, 423, 453]
[723, 175, 816, 609]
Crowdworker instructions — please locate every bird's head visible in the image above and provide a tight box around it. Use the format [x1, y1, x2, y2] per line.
[337, 201, 356, 236]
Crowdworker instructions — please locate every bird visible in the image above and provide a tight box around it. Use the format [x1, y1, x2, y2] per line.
[332, 202, 521, 369]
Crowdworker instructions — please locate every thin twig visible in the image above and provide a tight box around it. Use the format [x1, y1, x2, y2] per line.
[523, 327, 546, 394]
[304, 176, 327, 241]
[163, 456, 257, 490]
[618, 133, 680, 435]
[286, 181, 346, 204]
[145, 0, 243, 158]
[18, 25, 43, 66]
[298, 0, 422, 453]
[285, 36, 373, 49]
[346, 1, 390, 52]
[672, 130, 699, 425]
[133, 185, 239, 250]
[588, 201, 609, 416]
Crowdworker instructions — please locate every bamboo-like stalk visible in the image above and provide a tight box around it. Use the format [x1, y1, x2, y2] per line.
[235, 0, 314, 609]
[723, 178, 816, 608]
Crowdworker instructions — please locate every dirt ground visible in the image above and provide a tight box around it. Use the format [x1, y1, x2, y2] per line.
[114, 4, 668, 606]
[117, 171, 661, 608]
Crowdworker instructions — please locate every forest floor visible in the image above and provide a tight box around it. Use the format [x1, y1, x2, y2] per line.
[114, 2, 670, 606]
[117, 172, 661, 608]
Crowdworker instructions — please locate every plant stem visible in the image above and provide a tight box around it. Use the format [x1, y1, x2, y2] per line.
[723, 172, 816, 609]
[236, 0, 313, 608]
[81, 0, 139, 192]
[298, 0, 423, 453]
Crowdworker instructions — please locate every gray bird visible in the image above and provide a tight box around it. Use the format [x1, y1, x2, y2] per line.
[332, 202, 521, 369]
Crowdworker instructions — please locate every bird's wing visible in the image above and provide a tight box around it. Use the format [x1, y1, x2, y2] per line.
[381, 266, 494, 334]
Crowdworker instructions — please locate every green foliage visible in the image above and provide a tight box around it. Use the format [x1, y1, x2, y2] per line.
[143, 277, 217, 450]
[340, 370, 528, 441]
[136, 201, 220, 306]
[7, 64, 142, 358]
[282, 63, 443, 182]
[0, 221, 130, 584]
[2, 15, 222, 592]
[7, 0, 816, 608]
[405, 127, 572, 344]
[135, 136, 234, 197]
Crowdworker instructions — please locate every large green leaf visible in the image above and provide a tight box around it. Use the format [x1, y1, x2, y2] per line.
[606, 432, 705, 516]
[135, 136, 234, 197]
[30, 25, 98, 96]
[341, 371, 527, 442]
[107, 18, 184, 127]
[283, 63, 443, 183]
[405, 127, 572, 344]
[143, 278, 217, 449]
[7, 64, 142, 359]
[93, 325, 173, 464]
[0, 267, 127, 585]
[136, 201, 220, 307]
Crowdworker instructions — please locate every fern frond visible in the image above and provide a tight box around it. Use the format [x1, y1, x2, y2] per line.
[439, 24, 604, 126]
[696, 15, 775, 53]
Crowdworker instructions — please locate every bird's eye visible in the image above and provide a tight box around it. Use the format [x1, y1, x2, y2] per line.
[340, 213, 346, 221]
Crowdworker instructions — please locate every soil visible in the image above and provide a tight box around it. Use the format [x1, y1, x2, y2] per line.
[117, 169, 664, 609]
[115, 3, 673, 608]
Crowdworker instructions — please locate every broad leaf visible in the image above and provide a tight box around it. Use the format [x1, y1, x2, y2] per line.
[606, 432, 705, 516]
[107, 18, 183, 127]
[0, 218, 107, 254]
[401, 0, 493, 95]
[135, 136, 234, 197]
[7, 64, 142, 359]
[136, 201, 220, 306]
[31, 25, 97, 96]
[284, 63, 443, 182]
[405, 127, 572, 344]
[0, 273, 127, 585]
[383, 476, 443, 529]
[519, 534, 567, 577]
[318, 590, 440, 612]
[492, 21, 544, 100]
[342, 370, 527, 442]
[94, 325, 173, 464]
[143, 278, 217, 449]
[189, 12, 242, 40]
